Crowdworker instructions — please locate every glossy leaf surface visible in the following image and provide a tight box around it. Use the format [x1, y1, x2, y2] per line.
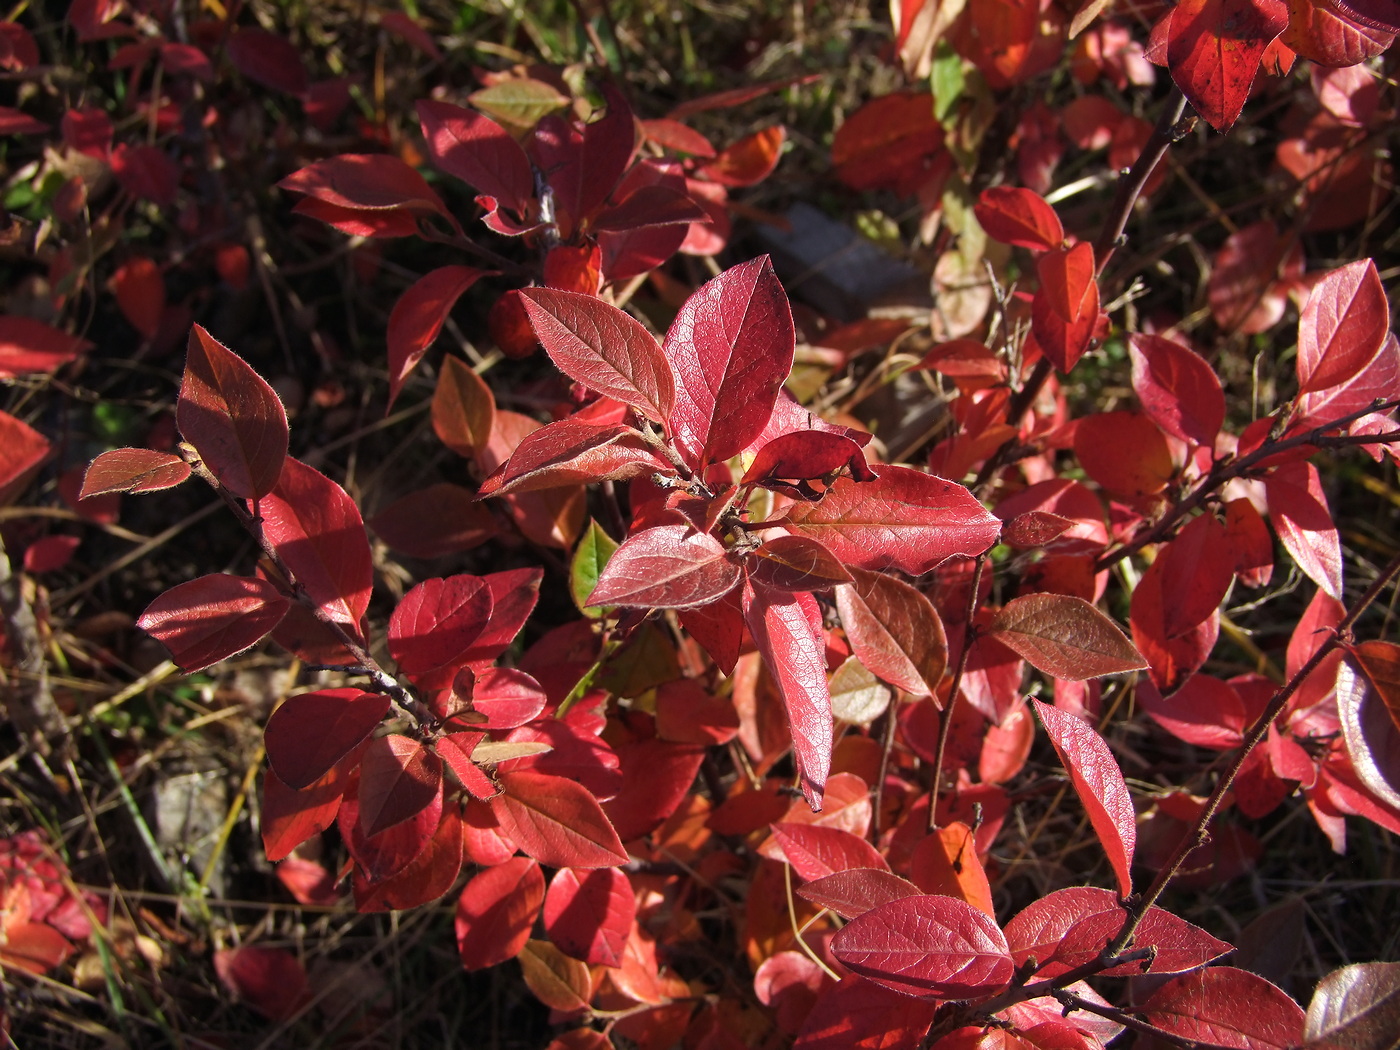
[137, 574, 288, 672]
[1031, 699, 1136, 896]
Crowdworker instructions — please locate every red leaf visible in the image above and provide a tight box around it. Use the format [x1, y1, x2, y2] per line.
[1284, 0, 1394, 65]
[743, 583, 832, 811]
[435, 732, 497, 799]
[988, 594, 1145, 681]
[456, 857, 545, 970]
[1207, 220, 1304, 335]
[831, 92, 944, 195]
[741, 430, 875, 489]
[111, 256, 164, 338]
[110, 144, 179, 206]
[490, 769, 627, 868]
[679, 588, 744, 675]
[1131, 563, 1221, 693]
[795, 869, 922, 919]
[835, 566, 947, 698]
[1073, 411, 1174, 497]
[1225, 496, 1274, 587]
[1304, 961, 1400, 1050]
[355, 802, 465, 911]
[1030, 699, 1136, 896]
[292, 198, 419, 238]
[479, 420, 672, 497]
[213, 946, 309, 1022]
[0, 315, 92, 376]
[1297, 259, 1390, 395]
[1167, 0, 1289, 131]
[655, 678, 739, 745]
[226, 28, 307, 95]
[0, 922, 73, 975]
[340, 779, 442, 882]
[831, 894, 1014, 998]
[387, 574, 492, 680]
[463, 567, 544, 665]
[1036, 243, 1096, 324]
[1031, 278, 1100, 373]
[0, 410, 49, 506]
[81, 448, 190, 498]
[357, 735, 443, 837]
[264, 689, 389, 789]
[137, 574, 288, 672]
[974, 186, 1064, 252]
[591, 183, 708, 231]
[543, 867, 636, 967]
[1328, 0, 1400, 30]
[416, 99, 534, 216]
[368, 483, 496, 559]
[769, 822, 890, 882]
[1153, 514, 1237, 639]
[784, 465, 1001, 576]
[663, 256, 795, 468]
[746, 535, 854, 593]
[588, 524, 740, 610]
[61, 107, 112, 157]
[1128, 334, 1225, 447]
[601, 737, 706, 841]
[1266, 461, 1343, 600]
[1142, 966, 1305, 1048]
[641, 118, 717, 157]
[386, 266, 489, 408]
[260, 457, 374, 638]
[1137, 675, 1247, 749]
[794, 973, 937, 1050]
[278, 154, 451, 223]
[519, 288, 675, 423]
[261, 762, 351, 862]
[1005, 886, 1232, 978]
[178, 325, 289, 500]
[699, 125, 785, 187]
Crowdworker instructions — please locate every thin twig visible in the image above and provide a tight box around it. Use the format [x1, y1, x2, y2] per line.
[929, 552, 987, 831]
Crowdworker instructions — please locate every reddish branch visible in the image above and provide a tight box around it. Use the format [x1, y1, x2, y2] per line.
[1094, 399, 1400, 573]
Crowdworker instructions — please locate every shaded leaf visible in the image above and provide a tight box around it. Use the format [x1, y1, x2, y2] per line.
[456, 857, 545, 971]
[387, 266, 489, 408]
[416, 99, 534, 216]
[1305, 961, 1400, 1050]
[357, 735, 443, 837]
[264, 688, 389, 789]
[387, 574, 492, 680]
[1128, 334, 1226, 447]
[988, 594, 1145, 681]
[178, 325, 289, 500]
[835, 566, 947, 698]
[432, 355, 495, 458]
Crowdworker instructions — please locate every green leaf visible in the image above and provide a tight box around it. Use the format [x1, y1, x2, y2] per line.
[468, 79, 569, 130]
[571, 519, 619, 618]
